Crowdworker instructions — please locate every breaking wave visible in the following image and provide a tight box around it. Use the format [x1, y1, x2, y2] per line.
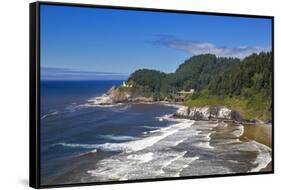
[54, 142, 97, 149]
[80, 94, 124, 108]
[53, 115, 271, 181]
[250, 141, 272, 172]
[98, 134, 137, 141]
[54, 119, 194, 153]
[41, 111, 59, 120]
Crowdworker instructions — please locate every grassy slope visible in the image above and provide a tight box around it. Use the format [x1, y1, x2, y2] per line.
[184, 94, 272, 122]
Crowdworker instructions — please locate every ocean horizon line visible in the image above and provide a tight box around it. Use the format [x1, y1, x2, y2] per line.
[40, 79, 126, 82]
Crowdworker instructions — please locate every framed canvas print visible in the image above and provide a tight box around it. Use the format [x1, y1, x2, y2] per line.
[29, 1, 274, 188]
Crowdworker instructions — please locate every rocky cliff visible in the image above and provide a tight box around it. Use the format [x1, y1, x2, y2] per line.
[173, 106, 253, 123]
[88, 86, 153, 105]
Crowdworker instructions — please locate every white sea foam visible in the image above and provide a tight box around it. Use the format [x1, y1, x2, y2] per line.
[85, 118, 201, 181]
[56, 117, 272, 180]
[87, 150, 198, 180]
[177, 156, 200, 176]
[172, 139, 185, 146]
[91, 149, 97, 153]
[98, 135, 136, 141]
[142, 125, 160, 130]
[145, 128, 162, 134]
[96, 120, 195, 153]
[88, 94, 113, 105]
[85, 120, 272, 180]
[77, 94, 125, 108]
[76, 149, 98, 157]
[213, 136, 271, 172]
[159, 151, 187, 174]
[250, 152, 272, 172]
[40, 111, 59, 120]
[65, 104, 81, 112]
[193, 142, 214, 149]
[220, 122, 228, 128]
[205, 132, 213, 141]
[127, 152, 154, 163]
[160, 103, 183, 109]
[55, 142, 97, 149]
[156, 114, 190, 122]
[215, 139, 240, 145]
[250, 141, 272, 172]
[161, 153, 199, 177]
[231, 125, 245, 138]
[55, 119, 194, 154]
[82, 102, 124, 108]
[156, 114, 173, 121]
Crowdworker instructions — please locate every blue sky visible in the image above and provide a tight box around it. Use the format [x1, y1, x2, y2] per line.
[40, 4, 272, 80]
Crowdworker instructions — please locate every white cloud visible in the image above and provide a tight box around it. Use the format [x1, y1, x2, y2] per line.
[154, 36, 270, 59]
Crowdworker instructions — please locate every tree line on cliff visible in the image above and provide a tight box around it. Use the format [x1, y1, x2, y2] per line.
[126, 52, 272, 120]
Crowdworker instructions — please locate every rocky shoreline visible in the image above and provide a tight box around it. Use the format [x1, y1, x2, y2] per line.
[87, 86, 153, 105]
[172, 106, 258, 124]
[88, 86, 261, 125]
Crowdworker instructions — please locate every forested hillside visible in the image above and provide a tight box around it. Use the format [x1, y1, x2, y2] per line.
[125, 52, 272, 121]
[208, 52, 272, 98]
[128, 54, 240, 97]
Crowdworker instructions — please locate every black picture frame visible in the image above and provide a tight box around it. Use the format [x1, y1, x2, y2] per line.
[29, 1, 274, 189]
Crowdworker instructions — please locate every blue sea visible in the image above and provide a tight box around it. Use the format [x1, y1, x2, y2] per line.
[40, 80, 272, 185]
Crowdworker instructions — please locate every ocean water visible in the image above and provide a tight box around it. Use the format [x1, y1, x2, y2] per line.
[40, 80, 272, 185]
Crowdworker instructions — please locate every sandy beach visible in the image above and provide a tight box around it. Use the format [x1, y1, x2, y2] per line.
[242, 123, 272, 172]
[242, 124, 272, 148]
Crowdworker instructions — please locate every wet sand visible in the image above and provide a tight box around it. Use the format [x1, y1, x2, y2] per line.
[241, 123, 272, 172]
[242, 124, 272, 148]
